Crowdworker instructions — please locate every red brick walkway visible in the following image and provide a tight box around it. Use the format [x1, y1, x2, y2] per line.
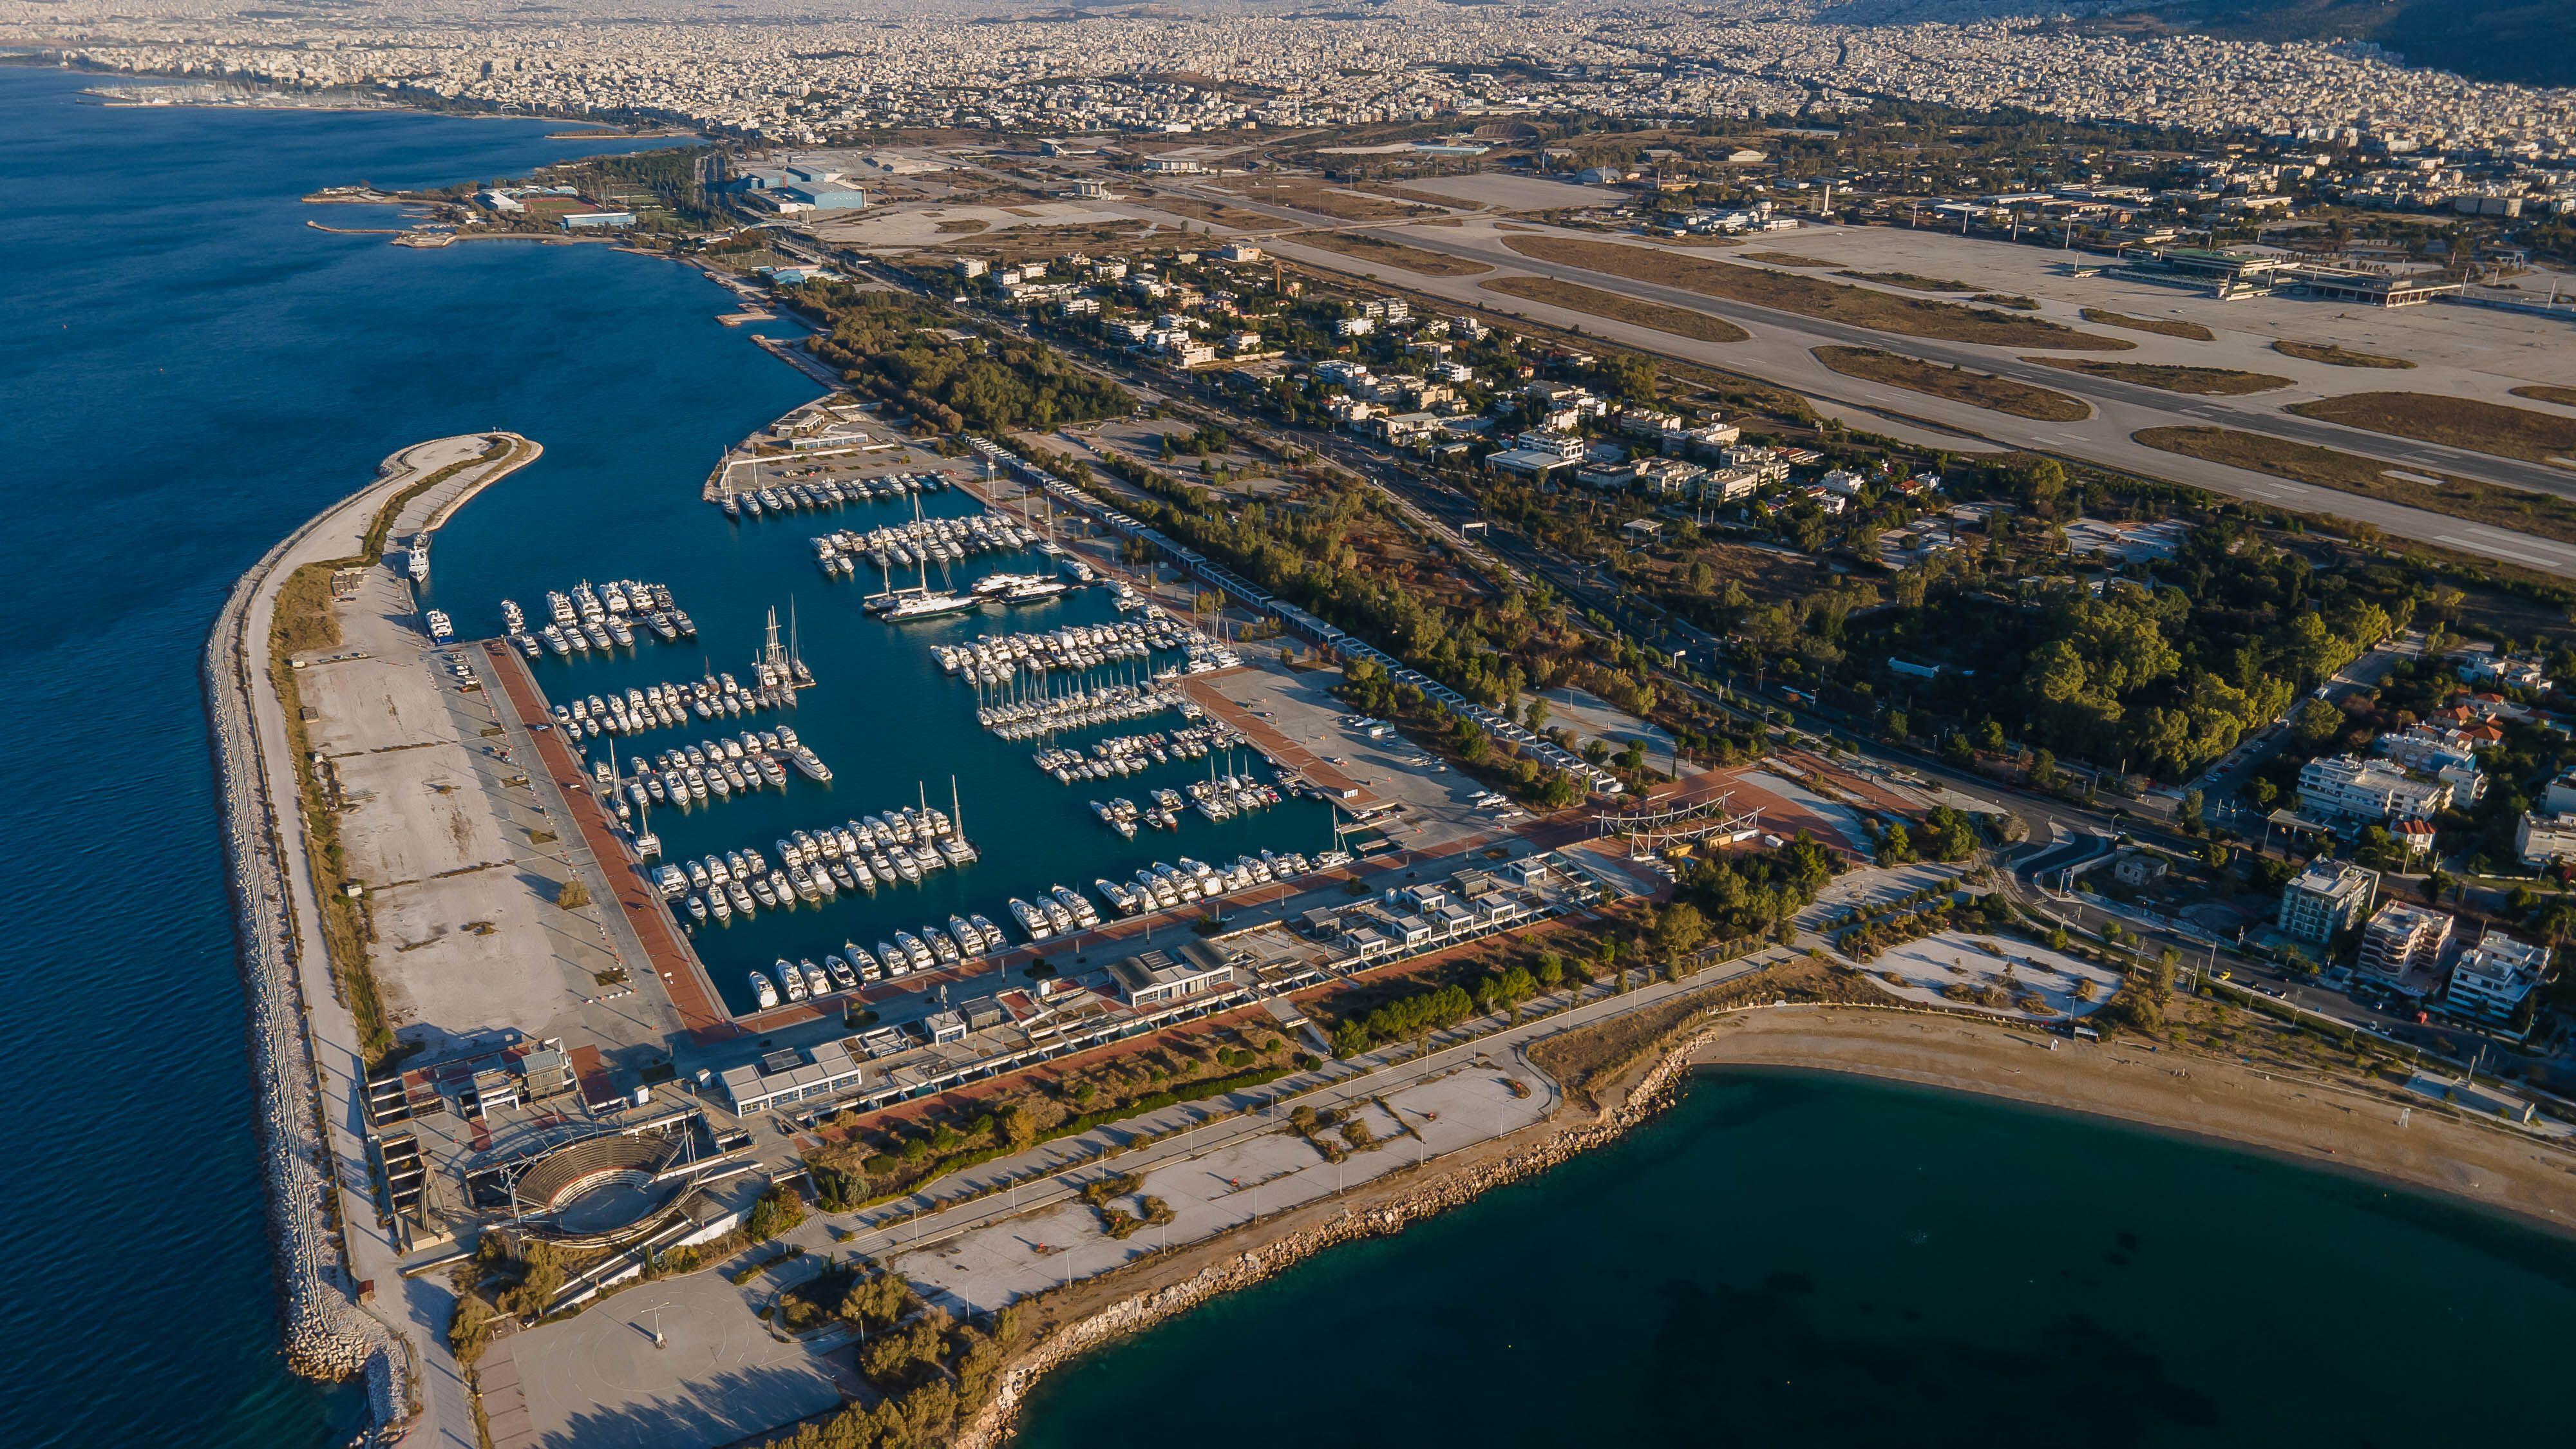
[482, 641, 731, 1039]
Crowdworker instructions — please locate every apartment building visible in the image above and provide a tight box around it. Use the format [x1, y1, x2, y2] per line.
[2297, 754, 2452, 823]
[2355, 900, 2453, 996]
[2276, 860, 2375, 943]
[2444, 931, 2552, 1036]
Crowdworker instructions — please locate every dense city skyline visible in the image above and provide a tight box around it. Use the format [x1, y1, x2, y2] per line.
[8, 1, 2573, 147]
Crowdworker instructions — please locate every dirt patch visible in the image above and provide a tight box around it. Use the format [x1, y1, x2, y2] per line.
[1222, 178, 1434, 222]
[1736, 250, 1835, 267]
[2510, 384, 2576, 407]
[2287, 391, 2576, 466]
[2133, 425, 2576, 546]
[1481, 274, 1750, 343]
[934, 218, 991, 235]
[1842, 269, 1976, 292]
[1293, 229, 1492, 277]
[1815, 345, 2090, 421]
[2275, 339, 2415, 370]
[1141, 194, 1276, 231]
[1502, 235, 2132, 350]
[943, 220, 1153, 258]
[2079, 307, 2217, 342]
[2028, 357, 2291, 395]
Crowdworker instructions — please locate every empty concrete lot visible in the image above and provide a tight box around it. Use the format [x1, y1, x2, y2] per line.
[890, 1057, 1551, 1314]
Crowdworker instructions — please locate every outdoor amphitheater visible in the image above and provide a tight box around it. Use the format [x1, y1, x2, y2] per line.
[480, 1122, 711, 1249]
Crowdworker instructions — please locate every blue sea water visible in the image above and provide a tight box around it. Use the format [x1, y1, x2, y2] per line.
[1018, 1070, 2576, 1449]
[8, 61, 2576, 1449]
[0, 66, 792, 1448]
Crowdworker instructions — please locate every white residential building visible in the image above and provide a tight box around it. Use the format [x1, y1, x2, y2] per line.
[2356, 900, 2452, 994]
[2444, 931, 2552, 1034]
[2297, 755, 2452, 823]
[2514, 811, 2576, 867]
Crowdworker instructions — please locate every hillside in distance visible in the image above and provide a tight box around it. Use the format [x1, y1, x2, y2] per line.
[2088, 0, 2576, 90]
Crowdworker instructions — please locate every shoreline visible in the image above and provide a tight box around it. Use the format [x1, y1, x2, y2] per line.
[207, 434, 540, 1448]
[953, 1001, 2576, 1447]
[1688, 1008, 2576, 1238]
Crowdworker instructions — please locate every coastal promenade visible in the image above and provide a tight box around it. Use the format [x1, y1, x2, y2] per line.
[498, 939, 1790, 1442]
[480, 638, 730, 1035]
[213, 433, 540, 1449]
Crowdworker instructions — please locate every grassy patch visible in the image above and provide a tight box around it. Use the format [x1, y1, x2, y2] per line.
[1502, 236, 2131, 350]
[1481, 274, 1750, 343]
[1736, 250, 1835, 267]
[2079, 308, 2216, 342]
[1841, 269, 1976, 292]
[2287, 391, 2576, 465]
[2132, 425, 2576, 546]
[933, 218, 990, 235]
[2510, 384, 2576, 406]
[1814, 346, 2090, 421]
[1975, 294, 2040, 310]
[1293, 229, 1492, 277]
[2027, 357, 2290, 395]
[2275, 339, 2415, 370]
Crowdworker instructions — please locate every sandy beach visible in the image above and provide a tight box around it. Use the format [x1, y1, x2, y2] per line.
[1690, 1007, 2576, 1235]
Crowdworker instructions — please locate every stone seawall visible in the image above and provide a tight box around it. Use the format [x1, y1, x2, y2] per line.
[203, 504, 408, 1436]
[956, 1014, 1734, 1448]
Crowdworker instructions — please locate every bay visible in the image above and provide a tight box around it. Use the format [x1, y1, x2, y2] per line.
[0, 65, 791, 1448]
[1014, 1069, 2576, 1449]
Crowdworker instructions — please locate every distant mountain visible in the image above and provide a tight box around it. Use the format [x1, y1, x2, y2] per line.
[2088, 0, 2576, 90]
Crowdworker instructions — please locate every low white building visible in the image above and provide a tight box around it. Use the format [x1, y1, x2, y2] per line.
[2297, 755, 2452, 823]
[2514, 811, 2576, 867]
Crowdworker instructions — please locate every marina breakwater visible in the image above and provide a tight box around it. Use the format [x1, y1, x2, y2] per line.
[202, 435, 542, 1443]
[204, 507, 408, 1423]
[956, 1005, 1742, 1449]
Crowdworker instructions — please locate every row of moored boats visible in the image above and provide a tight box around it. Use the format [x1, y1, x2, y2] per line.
[548, 673, 785, 740]
[502, 582, 695, 660]
[814, 513, 1041, 580]
[1036, 724, 1242, 784]
[977, 681, 1179, 741]
[722, 470, 949, 522]
[933, 618, 1195, 688]
[656, 804, 978, 927]
[605, 726, 827, 810]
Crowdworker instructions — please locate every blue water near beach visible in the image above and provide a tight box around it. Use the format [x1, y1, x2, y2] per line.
[1018, 1069, 2576, 1449]
[8, 60, 2576, 1449]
